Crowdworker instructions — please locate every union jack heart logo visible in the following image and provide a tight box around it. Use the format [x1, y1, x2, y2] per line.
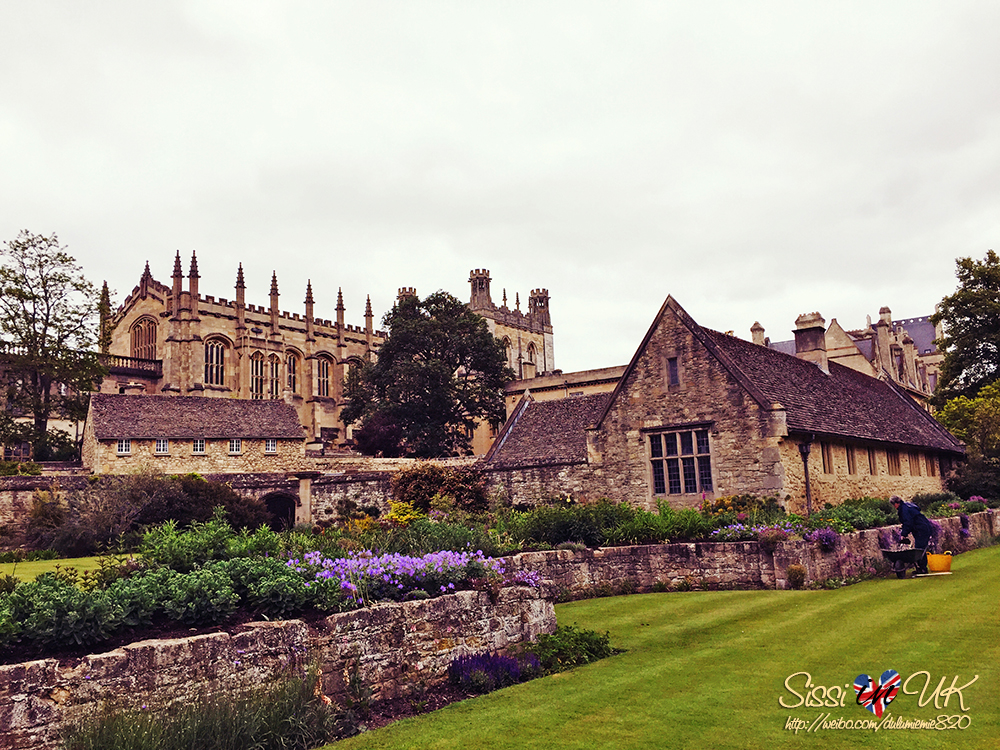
[853, 670, 901, 717]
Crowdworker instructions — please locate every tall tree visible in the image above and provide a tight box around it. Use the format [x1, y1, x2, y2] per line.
[342, 291, 514, 458]
[932, 250, 1000, 404]
[0, 231, 105, 458]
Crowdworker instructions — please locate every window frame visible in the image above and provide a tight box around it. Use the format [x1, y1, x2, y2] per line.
[647, 425, 714, 497]
[265, 438, 277, 454]
[286, 353, 298, 394]
[317, 357, 331, 397]
[192, 438, 206, 455]
[154, 438, 169, 455]
[116, 438, 131, 455]
[205, 340, 227, 386]
[229, 438, 242, 455]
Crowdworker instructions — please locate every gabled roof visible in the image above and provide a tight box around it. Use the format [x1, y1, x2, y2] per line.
[701, 328, 963, 453]
[486, 393, 610, 467]
[593, 296, 963, 454]
[89, 394, 305, 440]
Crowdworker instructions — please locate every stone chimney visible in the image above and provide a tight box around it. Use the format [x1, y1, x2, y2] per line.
[751, 321, 765, 346]
[793, 312, 829, 373]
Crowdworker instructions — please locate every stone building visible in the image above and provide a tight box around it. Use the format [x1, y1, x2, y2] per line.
[487, 296, 964, 513]
[81, 394, 305, 475]
[100, 253, 382, 449]
[757, 306, 943, 404]
[99, 256, 553, 455]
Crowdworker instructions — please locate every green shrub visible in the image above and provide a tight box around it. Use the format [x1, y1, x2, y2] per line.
[162, 568, 239, 626]
[6, 574, 123, 648]
[391, 463, 489, 513]
[786, 564, 807, 590]
[911, 491, 962, 512]
[105, 568, 179, 627]
[520, 624, 620, 673]
[0, 459, 41, 476]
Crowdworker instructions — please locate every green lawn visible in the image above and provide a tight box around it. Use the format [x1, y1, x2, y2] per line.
[329, 545, 1000, 750]
[0, 556, 103, 581]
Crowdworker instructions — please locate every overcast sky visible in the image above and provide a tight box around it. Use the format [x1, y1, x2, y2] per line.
[2, 2, 996, 372]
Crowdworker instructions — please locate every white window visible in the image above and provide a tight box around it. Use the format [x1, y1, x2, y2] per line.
[265, 438, 277, 454]
[229, 438, 242, 454]
[155, 438, 169, 454]
[116, 439, 131, 455]
[192, 439, 205, 454]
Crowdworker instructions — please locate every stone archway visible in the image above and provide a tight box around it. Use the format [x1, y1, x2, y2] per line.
[261, 491, 298, 531]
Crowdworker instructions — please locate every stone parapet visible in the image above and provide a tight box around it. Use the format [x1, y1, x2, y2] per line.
[0, 587, 553, 750]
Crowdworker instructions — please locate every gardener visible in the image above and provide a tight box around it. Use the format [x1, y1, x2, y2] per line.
[889, 496, 934, 575]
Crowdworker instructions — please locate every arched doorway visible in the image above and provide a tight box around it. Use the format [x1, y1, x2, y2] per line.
[261, 492, 298, 531]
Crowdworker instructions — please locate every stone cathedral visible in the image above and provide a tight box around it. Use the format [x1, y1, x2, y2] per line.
[100, 254, 553, 452]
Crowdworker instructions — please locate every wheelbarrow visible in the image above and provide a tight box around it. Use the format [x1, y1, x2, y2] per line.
[880, 544, 929, 579]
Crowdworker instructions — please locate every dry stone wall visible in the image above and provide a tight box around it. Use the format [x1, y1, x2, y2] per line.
[0, 586, 553, 750]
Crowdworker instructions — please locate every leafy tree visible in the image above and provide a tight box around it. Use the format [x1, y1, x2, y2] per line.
[0, 231, 105, 459]
[932, 250, 1000, 403]
[936, 381, 1000, 459]
[342, 291, 514, 457]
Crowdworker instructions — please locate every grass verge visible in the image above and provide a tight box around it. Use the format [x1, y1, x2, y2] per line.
[328, 545, 1000, 750]
[0, 556, 102, 581]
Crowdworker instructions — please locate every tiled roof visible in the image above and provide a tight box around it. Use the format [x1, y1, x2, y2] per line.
[701, 329, 963, 453]
[89, 394, 305, 440]
[486, 393, 610, 467]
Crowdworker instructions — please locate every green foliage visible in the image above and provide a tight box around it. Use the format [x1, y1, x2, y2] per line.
[0, 230, 106, 459]
[104, 568, 179, 627]
[947, 455, 1000, 502]
[390, 462, 490, 512]
[813, 496, 897, 530]
[936, 380, 1000, 458]
[342, 291, 515, 457]
[27, 472, 273, 557]
[519, 624, 620, 674]
[785, 564, 807, 589]
[63, 668, 348, 750]
[139, 511, 280, 572]
[5, 574, 122, 648]
[161, 567, 239, 626]
[933, 250, 1000, 403]
[0, 459, 41, 476]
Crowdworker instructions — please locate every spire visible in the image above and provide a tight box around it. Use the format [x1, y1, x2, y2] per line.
[515, 292, 520, 312]
[270, 271, 279, 296]
[336, 287, 345, 311]
[305, 280, 314, 305]
[502, 288, 508, 308]
[172, 251, 183, 278]
[269, 271, 280, 333]
[141, 261, 152, 280]
[336, 288, 345, 348]
[304, 281, 315, 341]
[236, 263, 246, 290]
[188, 252, 200, 315]
[171, 251, 183, 318]
[189, 251, 199, 278]
[365, 295, 373, 318]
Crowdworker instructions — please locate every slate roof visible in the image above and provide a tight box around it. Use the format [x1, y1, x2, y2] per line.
[700, 327, 963, 453]
[486, 393, 610, 467]
[89, 394, 305, 440]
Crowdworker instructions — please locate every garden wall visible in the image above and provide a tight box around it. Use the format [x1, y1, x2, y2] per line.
[502, 511, 999, 595]
[0, 586, 553, 750]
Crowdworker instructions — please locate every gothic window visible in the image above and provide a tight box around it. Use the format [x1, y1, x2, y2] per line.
[205, 340, 226, 386]
[250, 352, 265, 400]
[130, 318, 157, 360]
[317, 357, 331, 397]
[523, 343, 537, 378]
[286, 353, 298, 393]
[268, 354, 280, 399]
[501, 337, 513, 370]
[667, 357, 680, 387]
[648, 428, 713, 496]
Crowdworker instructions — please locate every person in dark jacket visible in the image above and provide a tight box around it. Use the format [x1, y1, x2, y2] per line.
[890, 495, 935, 574]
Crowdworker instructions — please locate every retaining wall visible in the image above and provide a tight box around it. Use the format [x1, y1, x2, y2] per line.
[0, 586, 553, 750]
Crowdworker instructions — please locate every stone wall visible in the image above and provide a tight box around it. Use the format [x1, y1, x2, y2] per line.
[502, 511, 998, 595]
[0, 586, 553, 750]
[86, 437, 304, 475]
